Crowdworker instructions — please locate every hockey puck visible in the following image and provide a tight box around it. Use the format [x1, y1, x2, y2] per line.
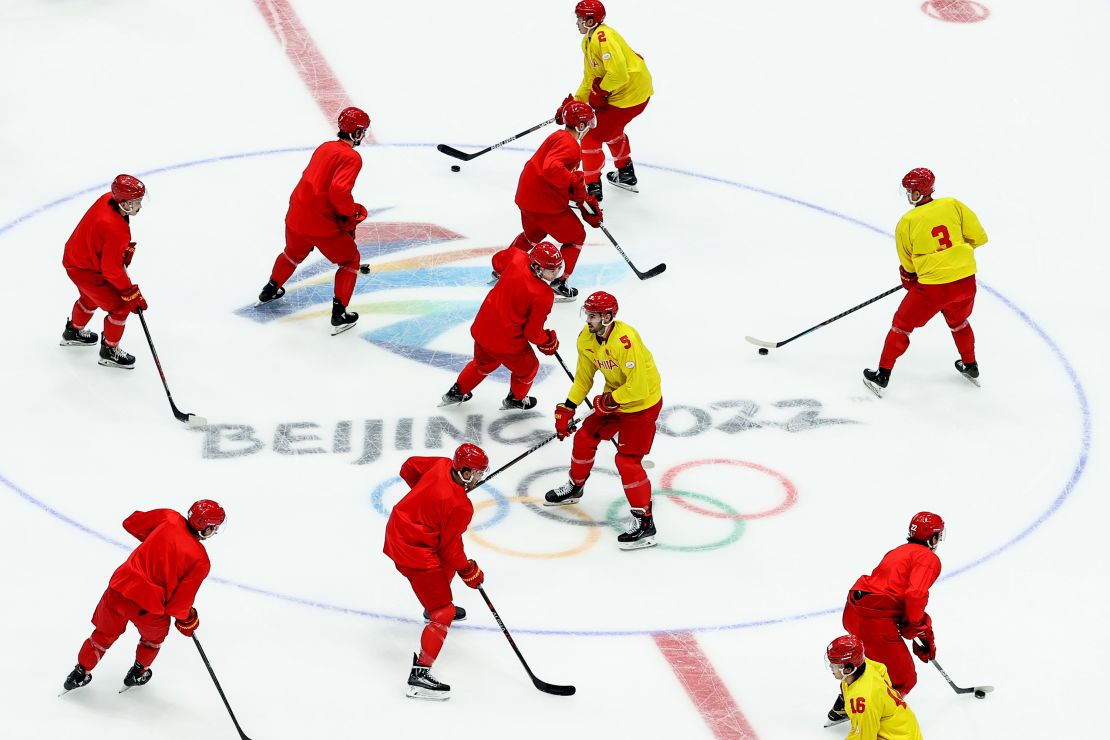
[450, 165, 461, 172]
[758, 347, 769, 355]
[974, 690, 986, 699]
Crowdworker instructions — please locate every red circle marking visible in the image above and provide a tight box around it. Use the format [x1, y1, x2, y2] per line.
[660, 458, 798, 520]
[921, 0, 990, 23]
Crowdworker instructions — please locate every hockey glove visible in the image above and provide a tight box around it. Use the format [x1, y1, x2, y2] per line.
[458, 559, 484, 589]
[537, 329, 559, 356]
[900, 265, 918, 290]
[581, 197, 603, 228]
[912, 633, 936, 663]
[121, 285, 148, 314]
[174, 607, 200, 637]
[123, 241, 137, 267]
[554, 93, 576, 126]
[568, 170, 587, 203]
[593, 392, 620, 415]
[588, 78, 610, 110]
[554, 402, 577, 439]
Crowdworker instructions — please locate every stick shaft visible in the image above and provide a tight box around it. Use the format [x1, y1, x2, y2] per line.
[439, 118, 555, 161]
[192, 635, 252, 739]
[136, 309, 188, 421]
[769, 285, 902, 348]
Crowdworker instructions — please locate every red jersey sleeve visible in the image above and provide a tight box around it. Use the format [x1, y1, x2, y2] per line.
[100, 230, 134, 292]
[903, 554, 941, 626]
[163, 557, 211, 620]
[522, 287, 555, 346]
[122, 510, 172, 542]
[328, 154, 363, 221]
[399, 456, 440, 488]
[491, 247, 516, 275]
[437, 503, 475, 572]
[540, 136, 581, 193]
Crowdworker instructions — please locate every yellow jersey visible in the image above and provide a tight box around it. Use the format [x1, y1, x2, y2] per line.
[576, 24, 653, 108]
[895, 197, 988, 285]
[568, 320, 662, 413]
[841, 659, 923, 740]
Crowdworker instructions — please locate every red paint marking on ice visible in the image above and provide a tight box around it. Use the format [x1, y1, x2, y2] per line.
[252, 0, 377, 143]
[653, 632, 759, 740]
[921, 0, 991, 23]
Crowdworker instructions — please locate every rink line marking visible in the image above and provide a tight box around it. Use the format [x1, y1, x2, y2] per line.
[252, 0, 376, 142]
[654, 632, 759, 740]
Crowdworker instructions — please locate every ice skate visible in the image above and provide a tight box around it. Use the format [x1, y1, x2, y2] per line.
[119, 661, 152, 692]
[586, 179, 603, 202]
[331, 298, 359, 336]
[544, 479, 585, 506]
[955, 359, 980, 387]
[257, 279, 286, 305]
[862, 367, 890, 398]
[500, 393, 537, 411]
[550, 277, 579, 303]
[439, 383, 473, 407]
[605, 162, 639, 193]
[98, 341, 136, 369]
[60, 665, 91, 695]
[617, 508, 657, 550]
[489, 270, 500, 285]
[406, 654, 450, 701]
[60, 320, 98, 347]
[824, 694, 849, 727]
[423, 606, 467, 622]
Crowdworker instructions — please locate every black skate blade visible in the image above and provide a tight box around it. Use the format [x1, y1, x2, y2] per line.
[618, 536, 657, 551]
[98, 359, 136, 370]
[960, 374, 981, 388]
[609, 181, 639, 193]
[59, 340, 97, 347]
[862, 378, 884, 398]
[552, 294, 579, 304]
[823, 716, 849, 728]
[118, 684, 137, 694]
[406, 685, 451, 701]
[331, 321, 359, 336]
[543, 497, 582, 507]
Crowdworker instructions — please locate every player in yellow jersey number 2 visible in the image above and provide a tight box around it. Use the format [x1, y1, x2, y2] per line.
[826, 635, 923, 739]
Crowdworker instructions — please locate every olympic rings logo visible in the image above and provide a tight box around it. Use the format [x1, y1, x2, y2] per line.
[369, 458, 798, 559]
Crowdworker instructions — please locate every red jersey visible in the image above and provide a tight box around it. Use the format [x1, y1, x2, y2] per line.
[850, 542, 941, 626]
[62, 193, 135, 293]
[107, 509, 211, 620]
[286, 140, 364, 237]
[471, 248, 556, 355]
[515, 130, 582, 214]
[383, 457, 474, 572]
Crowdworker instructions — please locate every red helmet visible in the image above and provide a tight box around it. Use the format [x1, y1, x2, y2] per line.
[560, 100, 596, 129]
[901, 167, 935, 196]
[338, 106, 371, 134]
[188, 499, 226, 532]
[583, 290, 618, 317]
[575, 0, 606, 24]
[111, 174, 145, 202]
[826, 635, 865, 667]
[530, 241, 564, 272]
[908, 511, 945, 542]
[452, 443, 489, 474]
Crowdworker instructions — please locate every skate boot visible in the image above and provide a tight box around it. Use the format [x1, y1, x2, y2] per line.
[407, 653, 450, 701]
[550, 277, 579, 303]
[955, 359, 980, 387]
[606, 162, 639, 193]
[122, 661, 152, 689]
[586, 179, 603, 203]
[825, 694, 849, 727]
[862, 367, 891, 397]
[60, 320, 98, 347]
[331, 298, 359, 336]
[617, 508, 657, 550]
[439, 383, 473, 407]
[98, 341, 136, 369]
[544, 479, 585, 506]
[62, 665, 92, 693]
[500, 392, 537, 410]
[423, 606, 467, 622]
[257, 279, 286, 304]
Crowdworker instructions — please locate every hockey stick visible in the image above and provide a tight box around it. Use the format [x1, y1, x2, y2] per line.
[914, 639, 994, 698]
[136, 309, 208, 427]
[744, 285, 902, 350]
[478, 585, 576, 696]
[192, 635, 255, 739]
[473, 426, 569, 490]
[576, 202, 666, 280]
[437, 118, 556, 162]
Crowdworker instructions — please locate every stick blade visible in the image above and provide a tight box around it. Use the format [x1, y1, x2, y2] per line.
[974, 685, 995, 694]
[635, 263, 667, 280]
[186, 414, 209, 428]
[533, 678, 576, 696]
[436, 144, 473, 161]
[743, 336, 778, 349]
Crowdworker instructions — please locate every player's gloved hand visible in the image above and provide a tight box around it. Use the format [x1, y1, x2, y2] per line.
[593, 392, 619, 415]
[458, 559, 484, 589]
[554, 402, 577, 439]
[912, 631, 936, 663]
[581, 196, 603, 228]
[123, 241, 137, 267]
[537, 329, 559, 356]
[589, 78, 610, 109]
[568, 170, 587, 203]
[554, 93, 576, 125]
[174, 607, 199, 637]
[121, 285, 148, 313]
[900, 265, 918, 290]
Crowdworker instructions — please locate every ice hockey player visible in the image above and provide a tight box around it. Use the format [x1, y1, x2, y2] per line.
[60, 174, 148, 369]
[561, 0, 653, 201]
[863, 168, 989, 395]
[257, 106, 371, 334]
[441, 243, 562, 410]
[545, 291, 662, 549]
[825, 634, 923, 739]
[61, 501, 225, 693]
[508, 99, 603, 302]
[383, 444, 491, 700]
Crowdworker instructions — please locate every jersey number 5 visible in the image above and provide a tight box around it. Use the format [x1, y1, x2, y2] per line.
[849, 697, 867, 713]
[931, 225, 954, 252]
[619, 335, 631, 349]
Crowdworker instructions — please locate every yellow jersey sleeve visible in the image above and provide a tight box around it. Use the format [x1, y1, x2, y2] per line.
[895, 197, 988, 285]
[841, 659, 923, 740]
[567, 321, 662, 412]
[568, 326, 601, 407]
[575, 25, 653, 108]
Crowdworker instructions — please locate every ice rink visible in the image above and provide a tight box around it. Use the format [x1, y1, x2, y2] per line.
[2, 0, 1108, 737]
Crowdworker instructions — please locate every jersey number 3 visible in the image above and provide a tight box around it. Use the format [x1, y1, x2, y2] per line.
[931, 225, 954, 252]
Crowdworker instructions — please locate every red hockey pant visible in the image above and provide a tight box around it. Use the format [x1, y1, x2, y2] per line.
[509, 208, 584, 277]
[456, 341, 539, 401]
[270, 224, 361, 305]
[397, 563, 458, 667]
[581, 99, 649, 182]
[66, 269, 130, 346]
[570, 399, 662, 512]
[879, 275, 977, 369]
[842, 593, 918, 694]
[77, 587, 170, 671]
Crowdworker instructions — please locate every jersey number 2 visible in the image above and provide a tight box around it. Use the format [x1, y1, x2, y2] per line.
[849, 697, 866, 713]
[931, 225, 953, 252]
